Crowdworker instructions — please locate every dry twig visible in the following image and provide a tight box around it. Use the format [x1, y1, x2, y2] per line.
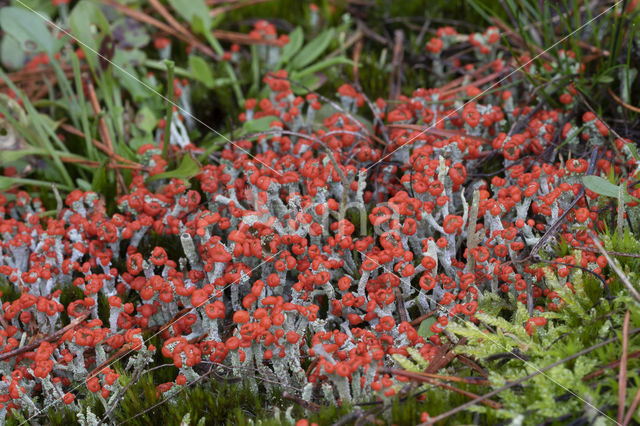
[588, 230, 640, 304]
[618, 310, 630, 423]
[0, 313, 89, 362]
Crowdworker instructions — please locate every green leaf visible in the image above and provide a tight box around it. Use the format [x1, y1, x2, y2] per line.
[113, 48, 148, 101]
[69, 0, 111, 71]
[314, 103, 373, 133]
[293, 56, 353, 78]
[582, 175, 639, 202]
[0, 148, 48, 164]
[111, 17, 150, 49]
[0, 36, 27, 70]
[418, 317, 437, 339]
[290, 28, 335, 70]
[76, 178, 92, 192]
[13, 0, 56, 15]
[0, 6, 55, 55]
[91, 164, 109, 194]
[167, 0, 211, 34]
[37, 113, 63, 132]
[278, 27, 304, 65]
[242, 116, 280, 134]
[147, 154, 201, 183]
[0, 176, 72, 191]
[595, 74, 614, 84]
[189, 56, 215, 88]
[582, 175, 622, 198]
[134, 107, 157, 134]
[290, 73, 322, 95]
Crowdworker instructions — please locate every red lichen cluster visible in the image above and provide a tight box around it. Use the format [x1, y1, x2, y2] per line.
[0, 23, 638, 418]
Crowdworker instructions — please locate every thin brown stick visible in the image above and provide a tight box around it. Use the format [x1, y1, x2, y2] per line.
[424, 341, 451, 374]
[327, 29, 363, 59]
[0, 313, 89, 362]
[490, 17, 553, 62]
[425, 337, 467, 374]
[210, 0, 271, 17]
[456, 354, 489, 378]
[282, 391, 321, 412]
[85, 78, 127, 195]
[578, 40, 609, 57]
[352, 36, 363, 85]
[623, 386, 640, 426]
[608, 87, 640, 114]
[89, 342, 134, 379]
[438, 69, 508, 98]
[0, 65, 90, 86]
[58, 156, 140, 170]
[384, 369, 498, 409]
[574, 245, 640, 258]
[618, 310, 630, 423]
[583, 350, 640, 381]
[388, 29, 404, 100]
[384, 368, 490, 386]
[212, 29, 280, 46]
[409, 311, 434, 327]
[86, 80, 114, 157]
[100, 0, 220, 58]
[394, 288, 408, 323]
[436, 61, 495, 92]
[59, 123, 143, 168]
[148, 0, 192, 39]
[588, 230, 640, 303]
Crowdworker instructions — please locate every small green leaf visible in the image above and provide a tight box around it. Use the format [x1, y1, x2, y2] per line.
[0, 7, 55, 55]
[290, 28, 335, 70]
[0, 148, 48, 164]
[113, 48, 148, 100]
[290, 73, 322, 95]
[624, 141, 639, 161]
[0, 176, 72, 191]
[147, 154, 201, 183]
[595, 75, 614, 84]
[69, 0, 111, 71]
[167, 0, 211, 34]
[278, 27, 304, 65]
[242, 116, 280, 134]
[0, 36, 26, 70]
[135, 107, 157, 134]
[582, 175, 621, 198]
[0, 177, 14, 191]
[91, 164, 109, 194]
[189, 56, 215, 88]
[76, 178, 92, 192]
[418, 317, 437, 339]
[111, 17, 150, 49]
[293, 56, 353, 78]
[37, 113, 63, 132]
[582, 175, 639, 202]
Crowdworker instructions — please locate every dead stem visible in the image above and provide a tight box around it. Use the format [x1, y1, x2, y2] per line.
[85, 79, 128, 195]
[618, 310, 630, 423]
